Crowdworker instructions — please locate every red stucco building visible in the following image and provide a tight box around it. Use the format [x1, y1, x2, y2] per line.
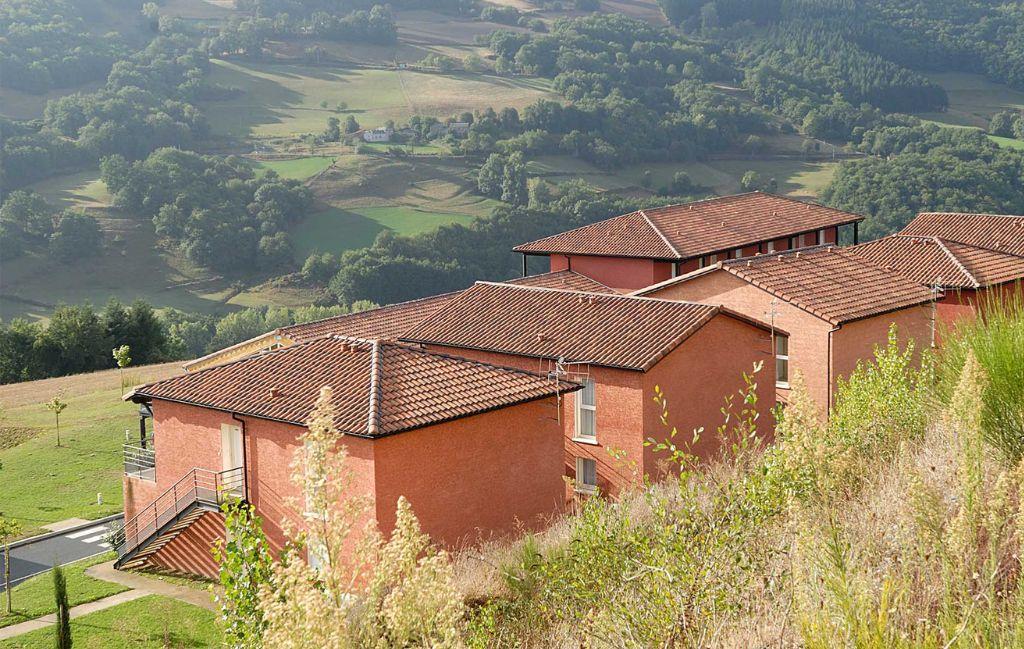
[399, 281, 778, 496]
[636, 246, 936, 415]
[513, 192, 863, 291]
[117, 337, 579, 577]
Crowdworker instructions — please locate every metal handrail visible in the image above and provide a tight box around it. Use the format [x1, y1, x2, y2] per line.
[110, 466, 246, 558]
[123, 443, 156, 479]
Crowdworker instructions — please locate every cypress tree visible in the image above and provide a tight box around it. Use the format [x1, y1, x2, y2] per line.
[53, 564, 71, 649]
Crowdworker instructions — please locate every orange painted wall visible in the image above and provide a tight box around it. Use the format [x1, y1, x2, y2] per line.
[831, 305, 932, 391]
[646, 271, 834, 411]
[541, 225, 842, 291]
[645, 270, 931, 414]
[549, 254, 665, 291]
[371, 398, 565, 550]
[421, 312, 775, 496]
[419, 344, 646, 497]
[124, 396, 566, 575]
[642, 315, 776, 477]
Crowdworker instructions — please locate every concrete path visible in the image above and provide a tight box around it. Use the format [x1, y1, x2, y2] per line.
[0, 590, 148, 640]
[0, 562, 218, 641]
[85, 561, 218, 612]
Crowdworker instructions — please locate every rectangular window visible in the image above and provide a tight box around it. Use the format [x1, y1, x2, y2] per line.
[818, 228, 826, 245]
[767, 240, 776, 253]
[574, 379, 596, 441]
[775, 335, 790, 388]
[708, 254, 718, 264]
[576, 457, 597, 493]
[733, 248, 742, 259]
[698, 256, 706, 269]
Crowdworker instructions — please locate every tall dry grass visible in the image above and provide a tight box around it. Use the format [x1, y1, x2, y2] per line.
[455, 319, 1024, 648]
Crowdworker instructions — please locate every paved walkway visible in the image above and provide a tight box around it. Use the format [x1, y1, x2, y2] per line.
[85, 562, 218, 612]
[0, 562, 218, 641]
[0, 591, 148, 640]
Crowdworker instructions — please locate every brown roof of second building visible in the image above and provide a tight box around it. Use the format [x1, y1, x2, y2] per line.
[131, 336, 578, 437]
[401, 281, 730, 371]
[280, 292, 461, 343]
[638, 246, 935, 325]
[513, 192, 862, 260]
[850, 235, 1024, 289]
[503, 270, 617, 293]
[901, 212, 1024, 257]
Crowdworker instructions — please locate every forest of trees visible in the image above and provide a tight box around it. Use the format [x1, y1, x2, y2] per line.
[100, 148, 312, 272]
[0, 300, 378, 383]
[0, 0, 130, 93]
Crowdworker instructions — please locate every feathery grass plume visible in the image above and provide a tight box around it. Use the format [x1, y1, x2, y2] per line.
[359, 497, 464, 648]
[257, 386, 465, 648]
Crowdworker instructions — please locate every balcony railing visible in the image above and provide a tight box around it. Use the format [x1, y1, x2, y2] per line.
[110, 466, 246, 558]
[124, 437, 156, 481]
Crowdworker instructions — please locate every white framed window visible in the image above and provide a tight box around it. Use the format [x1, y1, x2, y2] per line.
[698, 256, 706, 269]
[818, 228, 827, 245]
[708, 253, 718, 264]
[575, 457, 597, 494]
[733, 248, 742, 259]
[775, 334, 790, 388]
[767, 240, 776, 253]
[574, 379, 596, 442]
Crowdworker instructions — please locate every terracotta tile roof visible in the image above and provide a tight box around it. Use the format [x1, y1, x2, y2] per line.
[850, 235, 1024, 289]
[401, 282, 729, 371]
[502, 270, 617, 293]
[901, 213, 1024, 257]
[131, 337, 578, 437]
[280, 292, 461, 343]
[640, 246, 934, 325]
[513, 192, 862, 260]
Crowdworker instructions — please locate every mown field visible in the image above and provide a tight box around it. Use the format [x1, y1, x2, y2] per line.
[527, 156, 840, 198]
[0, 362, 184, 539]
[201, 60, 558, 139]
[919, 72, 1024, 129]
[294, 154, 499, 258]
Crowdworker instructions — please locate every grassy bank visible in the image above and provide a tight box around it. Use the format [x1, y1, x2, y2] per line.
[0, 362, 184, 538]
[0, 595, 220, 648]
[0, 554, 127, 629]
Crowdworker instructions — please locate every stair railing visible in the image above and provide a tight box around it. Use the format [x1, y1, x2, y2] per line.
[110, 466, 246, 559]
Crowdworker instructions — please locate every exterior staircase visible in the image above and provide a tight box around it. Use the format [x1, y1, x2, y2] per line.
[111, 467, 244, 571]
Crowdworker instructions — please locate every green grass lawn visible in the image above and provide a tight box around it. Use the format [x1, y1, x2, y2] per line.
[528, 156, 838, 198]
[919, 71, 1024, 129]
[0, 595, 221, 648]
[0, 554, 127, 629]
[201, 59, 558, 138]
[291, 205, 476, 260]
[26, 170, 111, 209]
[255, 156, 335, 180]
[0, 363, 183, 538]
[358, 141, 449, 154]
[0, 386, 136, 536]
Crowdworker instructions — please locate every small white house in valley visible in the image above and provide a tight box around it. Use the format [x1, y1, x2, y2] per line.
[363, 127, 393, 142]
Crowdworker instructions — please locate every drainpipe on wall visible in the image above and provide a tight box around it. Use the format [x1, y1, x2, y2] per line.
[231, 412, 249, 502]
[826, 325, 840, 417]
